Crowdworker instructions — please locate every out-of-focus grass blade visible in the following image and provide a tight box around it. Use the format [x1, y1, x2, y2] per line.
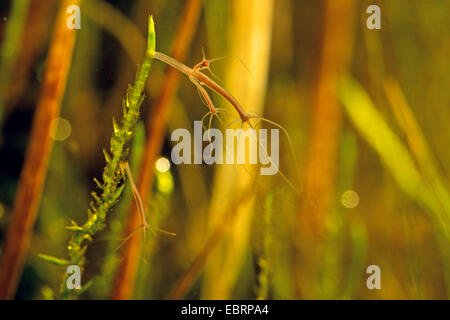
[0, 0, 30, 131]
[337, 76, 423, 198]
[342, 220, 367, 299]
[383, 78, 450, 295]
[384, 78, 450, 231]
[337, 76, 449, 238]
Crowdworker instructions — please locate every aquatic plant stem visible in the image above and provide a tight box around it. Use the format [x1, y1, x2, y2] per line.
[110, 0, 203, 299]
[57, 16, 156, 299]
[0, 0, 78, 300]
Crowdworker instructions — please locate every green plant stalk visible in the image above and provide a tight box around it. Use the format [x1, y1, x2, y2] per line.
[57, 16, 155, 299]
[0, 0, 30, 133]
[256, 192, 273, 300]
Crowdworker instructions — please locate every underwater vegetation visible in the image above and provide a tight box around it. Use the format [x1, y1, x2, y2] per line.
[0, 0, 449, 300]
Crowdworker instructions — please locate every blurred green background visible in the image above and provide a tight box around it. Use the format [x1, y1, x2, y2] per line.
[0, 0, 449, 299]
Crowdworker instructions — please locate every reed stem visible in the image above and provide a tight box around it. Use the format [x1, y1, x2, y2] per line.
[0, 0, 78, 299]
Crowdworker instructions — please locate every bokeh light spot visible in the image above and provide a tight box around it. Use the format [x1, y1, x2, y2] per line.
[155, 157, 171, 173]
[341, 190, 360, 208]
[157, 175, 174, 194]
[50, 117, 72, 141]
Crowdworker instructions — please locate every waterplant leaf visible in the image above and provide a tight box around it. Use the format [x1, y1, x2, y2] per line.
[147, 15, 155, 55]
[65, 226, 85, 232]
[38, 254, 70, 266]
[103, 149, 112, 164]
[112, 183, 125, 203]
[112, 117, 120, 137]
[93, 177, 104, 189]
